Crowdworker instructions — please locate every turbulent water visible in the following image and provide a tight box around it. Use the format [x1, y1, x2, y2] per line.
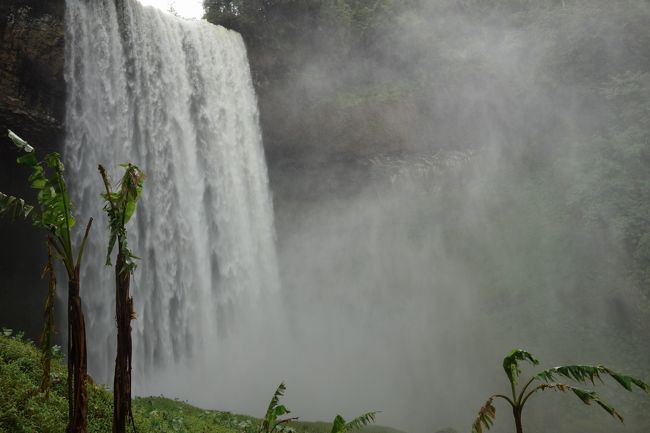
[64, 0, 279, 386]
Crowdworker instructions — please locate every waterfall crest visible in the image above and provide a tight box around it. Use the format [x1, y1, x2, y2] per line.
[64, 0, 280, 387]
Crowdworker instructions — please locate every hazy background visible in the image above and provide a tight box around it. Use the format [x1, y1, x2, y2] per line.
[188, 1, 650, 432]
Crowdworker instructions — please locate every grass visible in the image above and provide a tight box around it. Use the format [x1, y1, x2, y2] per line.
[0, 332, 404, 433]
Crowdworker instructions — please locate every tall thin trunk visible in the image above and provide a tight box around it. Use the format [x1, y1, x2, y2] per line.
[39, 239, 57, 396]
[67, 267, 88, 433]
[113, 248, 134, 433]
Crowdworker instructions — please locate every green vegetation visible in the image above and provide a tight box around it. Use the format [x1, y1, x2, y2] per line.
[258, 383, 299, 433]
[0, 333, 393, 433]
[99, 163, 145, 433]
[256, 383, 379, 433]
[329, 412, 379, 433]
[1, 330, 103, 433]
[0, 130, 93, 433]
[472, 349, 650, 433]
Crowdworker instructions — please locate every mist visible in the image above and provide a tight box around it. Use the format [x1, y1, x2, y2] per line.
[186, 1, 650, 432]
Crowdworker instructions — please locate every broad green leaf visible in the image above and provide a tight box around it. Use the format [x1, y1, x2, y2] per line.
[44, 152, 64, 171]
[4, 130, 77, 270]
[30, 178, 47, 189]
[100, 163, 144, 272]
[503, 349, 539, 386]
[535, 365, 650, 393]
[28, 164, 44, 182]
[17, 152, 38, 167]
[330, 415, 346, 433]
[266, 382, 287, 422]
[120, 163, 145, 224]
[273, 405, 290, 419]
[343, 412, 378, 432]
[255, 382, 299, 433]
[0, 192, 34, 221]
[532, 383, 624, 423]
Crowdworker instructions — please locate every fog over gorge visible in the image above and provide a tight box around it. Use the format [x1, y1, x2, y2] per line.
[0, 0, 649, 433]
[250, 1, 650, 431]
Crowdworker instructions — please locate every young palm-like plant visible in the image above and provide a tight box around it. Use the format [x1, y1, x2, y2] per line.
[472, 349, 650, 433]
[98, 163, 144, 433]
[257, 382, 378, 433]
[0, 130, 93, 433]
[330, 411, 379, 433]
[258, 383, 299, 433]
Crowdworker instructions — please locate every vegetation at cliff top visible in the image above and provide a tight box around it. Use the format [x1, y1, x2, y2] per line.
[0, 332, 402, 433]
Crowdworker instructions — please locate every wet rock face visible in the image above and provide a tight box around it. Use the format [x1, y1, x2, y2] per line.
[0, 0, 64, 340]
[0, 0, 65, 149]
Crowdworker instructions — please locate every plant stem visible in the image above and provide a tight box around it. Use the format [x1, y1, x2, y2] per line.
[513, 406, 524, 433]
[39, 239, 57, 397]
[55, 169, 73, 264]
[66, 267, 88, 433]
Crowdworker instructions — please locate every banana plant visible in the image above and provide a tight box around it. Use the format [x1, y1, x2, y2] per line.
[258, 383, 299, 433]
[0, 130, 93, 433]
[472, 349, 650, 433]
[98, 163, 145, 433]
[330, 411, 379, 433]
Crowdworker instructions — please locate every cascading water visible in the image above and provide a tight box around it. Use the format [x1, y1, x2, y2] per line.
[63, 0, 280, 390]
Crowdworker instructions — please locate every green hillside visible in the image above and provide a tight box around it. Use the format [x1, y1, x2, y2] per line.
[0, 332, 405, 433]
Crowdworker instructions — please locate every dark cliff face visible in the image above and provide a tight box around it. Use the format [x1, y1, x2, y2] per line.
[0, 0, 65, 148]
[0, 0, 65, 339]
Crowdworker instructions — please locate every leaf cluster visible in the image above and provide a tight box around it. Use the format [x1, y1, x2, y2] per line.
[330, 412, 378, 433]
[0, 131, 79, 275]
[502, 349, 539, 386]
[257, 383, 378, 433]
[259, 383, 298, 433]
[536, 365, 650, 393]
[99, 163, 145, 273]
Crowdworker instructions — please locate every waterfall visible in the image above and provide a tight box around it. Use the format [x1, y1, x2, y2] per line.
[63, 0, 280, 389]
